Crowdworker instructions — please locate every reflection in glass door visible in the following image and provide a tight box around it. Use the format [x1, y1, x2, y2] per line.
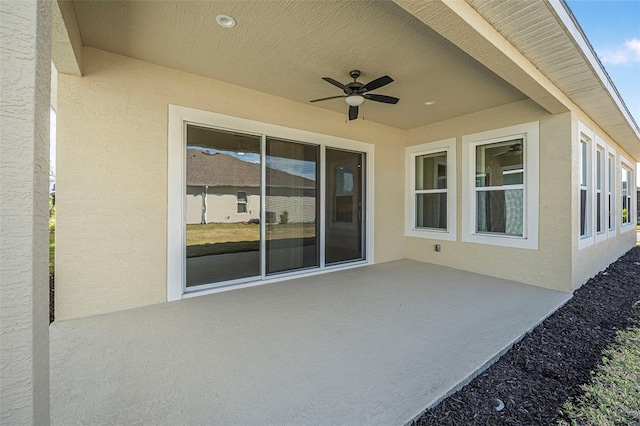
[265, 138, 319, 274]
[183, 125, 367, 290]
[185, 125, 261, 287]
[325, 148, 365, 264]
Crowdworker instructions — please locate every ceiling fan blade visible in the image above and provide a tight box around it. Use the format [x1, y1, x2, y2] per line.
[362, 75, 393, 92]
[364, 94, 399, 104]
[492, 150, 510, 157]
[349, 105, 358, 121]
[322, 77, 348, 91]
[310, 95, 346, 103]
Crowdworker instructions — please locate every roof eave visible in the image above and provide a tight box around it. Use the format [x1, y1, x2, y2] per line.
[547, 0, 640, 150]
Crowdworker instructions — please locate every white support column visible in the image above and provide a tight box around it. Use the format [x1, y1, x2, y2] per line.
[0, 0, 52, 424]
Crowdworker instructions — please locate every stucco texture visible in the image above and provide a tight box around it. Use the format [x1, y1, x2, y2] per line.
[56, 47, 405, 320]
[405, 100, 574, 292]
[569, 112, 637, 289]
[0, 0, 51, 423]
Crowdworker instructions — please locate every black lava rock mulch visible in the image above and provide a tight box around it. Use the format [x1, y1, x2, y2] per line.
[415, 246, 640, 426]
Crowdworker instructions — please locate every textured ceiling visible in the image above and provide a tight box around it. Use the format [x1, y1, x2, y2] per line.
[71, 0, 527, 130]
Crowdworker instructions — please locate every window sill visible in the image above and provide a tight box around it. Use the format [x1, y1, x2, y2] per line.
[406, 228, 456, 241]
[621, 223, 636, 233]
[462, 232, 538, 250]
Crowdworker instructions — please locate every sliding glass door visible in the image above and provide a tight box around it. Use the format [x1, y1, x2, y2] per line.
[325, 149, 366, 264]
[185, 127, 366, 290]
[265, 138, 319, 274]
[185, 125, 262, 287]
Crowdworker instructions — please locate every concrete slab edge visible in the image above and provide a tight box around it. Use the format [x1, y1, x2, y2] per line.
[402, 293, 573, 426]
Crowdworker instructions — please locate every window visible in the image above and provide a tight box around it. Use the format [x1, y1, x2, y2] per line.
[405, 138, 456, 241]
[595, 145, 605, 237]
[237, 191, 247, 213]
[579, 137, 591, 240]
[608, 152, 615, 233]
[577, 123, 595, 250]
[461, 122, 539, 250]
[475, 140, 524, 237]
[415, 151, 447, 229]
[621, 158, 634, 229]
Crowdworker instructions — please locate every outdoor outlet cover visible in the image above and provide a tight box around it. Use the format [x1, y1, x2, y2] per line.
[435, 244, 441, 252]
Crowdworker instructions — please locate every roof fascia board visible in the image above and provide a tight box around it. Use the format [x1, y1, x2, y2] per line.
[52, 0, 82, 76]
[393, 0, 570, 115]
[547, 0, 640, 140]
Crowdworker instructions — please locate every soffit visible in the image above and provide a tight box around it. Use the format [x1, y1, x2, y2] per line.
[71, 0, 527, 130]
[466, 0, 640, 157]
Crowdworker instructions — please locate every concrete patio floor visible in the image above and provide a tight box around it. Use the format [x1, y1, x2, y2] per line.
[50, 260, 570, 425]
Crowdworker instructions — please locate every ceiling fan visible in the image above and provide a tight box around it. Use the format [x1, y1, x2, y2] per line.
[493, 143, 523, 156]
[309, 70, 399, 120]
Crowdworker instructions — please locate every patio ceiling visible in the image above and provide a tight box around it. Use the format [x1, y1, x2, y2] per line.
[69, 0, 528, 130]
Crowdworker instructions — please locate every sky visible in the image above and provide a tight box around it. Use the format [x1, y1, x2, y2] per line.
[566, 0, 640, 125]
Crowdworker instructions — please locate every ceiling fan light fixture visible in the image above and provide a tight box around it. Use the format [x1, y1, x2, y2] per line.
[216, 14, 236, 28]
[345, 95, 364, 106]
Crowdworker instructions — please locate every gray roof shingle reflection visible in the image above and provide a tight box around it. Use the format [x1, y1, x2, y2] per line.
[186, 149, 315, 189]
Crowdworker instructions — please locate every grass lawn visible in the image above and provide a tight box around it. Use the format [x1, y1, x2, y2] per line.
[186, 222, 316, 258]
[559, 313, 640, 425]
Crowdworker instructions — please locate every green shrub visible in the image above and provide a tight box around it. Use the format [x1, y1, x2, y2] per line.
[279, 210, 289, 224]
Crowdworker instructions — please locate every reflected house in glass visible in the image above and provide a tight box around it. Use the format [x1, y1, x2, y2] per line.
[186, 149, 316, 225]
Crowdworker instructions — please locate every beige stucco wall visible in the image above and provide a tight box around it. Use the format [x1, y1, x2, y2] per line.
[56, 47, 405, 320]
[0, 0, 51, 423]
[405, 100, 574, 291]
[569, 111, 637, 289]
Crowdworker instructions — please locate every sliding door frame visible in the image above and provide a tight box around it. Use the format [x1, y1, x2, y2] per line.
[167, 105, 374, 301]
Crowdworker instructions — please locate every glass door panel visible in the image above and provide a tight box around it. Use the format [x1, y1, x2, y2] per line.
[265, 138, 319, 274]
[325, 148, 365, 264]
[185, 125, 261, 287]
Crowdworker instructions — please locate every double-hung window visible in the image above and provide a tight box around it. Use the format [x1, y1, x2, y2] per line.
[620, 157, 634, 230]
[596, 146, 605, 234]
[237, 191, 247, 213]
[406, 138, 456, 241]
[608, 152, 615, 233]
[474, 140, 524, 237]
[595, 143, 606, 241]
[579, 138, 590, 239]
[462, 122, 539, 249]
[579, 124, 620, 246]
[578, 123, 594, 249]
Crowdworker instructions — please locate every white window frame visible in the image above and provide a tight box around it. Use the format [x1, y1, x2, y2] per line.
[606, 147, 616, 237]
[237, 191, 248, 214]
[578, 123, 594, 250]
[405, 138, 456, 241]
[167, 105, 375, 302]
[594, 138, 606, 243]
[461, 122, 539, 250]
[620, 155, 635, 232]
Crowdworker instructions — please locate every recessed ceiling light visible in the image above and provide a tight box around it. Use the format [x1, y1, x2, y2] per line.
[424, 100, 436, 106]
[216, 15, 236, 29]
